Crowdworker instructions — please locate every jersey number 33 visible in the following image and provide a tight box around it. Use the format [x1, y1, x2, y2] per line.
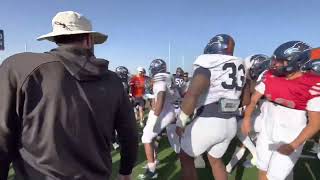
[221, 63, 245, 91]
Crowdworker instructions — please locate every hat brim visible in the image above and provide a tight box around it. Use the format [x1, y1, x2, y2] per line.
[37, 30, 108, 44]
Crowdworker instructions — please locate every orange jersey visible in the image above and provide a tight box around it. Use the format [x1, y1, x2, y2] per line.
[130, 75, 145, 97]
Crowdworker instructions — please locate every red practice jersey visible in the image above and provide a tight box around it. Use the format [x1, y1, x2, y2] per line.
[257, 70, 320, 111]
[130, 75, 145, 98]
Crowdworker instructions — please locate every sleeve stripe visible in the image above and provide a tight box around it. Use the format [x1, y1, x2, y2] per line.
[311, 85, 320, 91]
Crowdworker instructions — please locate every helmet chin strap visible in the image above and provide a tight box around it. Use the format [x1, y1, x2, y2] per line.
[270, 65, 287, 77]
[286, 71, 303, 80]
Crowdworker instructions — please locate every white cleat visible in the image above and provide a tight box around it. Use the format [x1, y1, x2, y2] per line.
[226, 163, 233, 173]
[250, 156, 257, 166]
[142, 160, 160, 169]
[242, 159, 254, 168]
[112, 143, 119, 150]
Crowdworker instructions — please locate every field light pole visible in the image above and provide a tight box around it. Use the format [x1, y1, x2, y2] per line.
[182, 55, 185, 70]
[168, 41, 171, 73]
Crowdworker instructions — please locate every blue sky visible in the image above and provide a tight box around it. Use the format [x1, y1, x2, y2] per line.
[1, 0, 320, 74]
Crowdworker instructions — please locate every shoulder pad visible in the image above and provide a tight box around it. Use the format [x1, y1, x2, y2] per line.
[193, 54, 241, 69]
[153, 73, 170, 82]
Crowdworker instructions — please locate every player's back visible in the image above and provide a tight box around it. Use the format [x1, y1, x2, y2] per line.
[193, 54, 245, 106]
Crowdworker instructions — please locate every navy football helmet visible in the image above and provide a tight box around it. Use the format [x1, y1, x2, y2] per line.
[204, 34, 235, 55]
[300, 47, 320, 74]
[270, 41, 312, 76]
[149, 59, 167, 77]
[176, 67, 184, 77]
[247, 54, 270, 80]
[115, 66, 129, 79]
[311, 60, 320, 74]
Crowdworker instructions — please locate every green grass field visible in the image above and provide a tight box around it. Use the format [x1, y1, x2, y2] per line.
[7, 127, 320, 180]
[108, 134, 320, 180]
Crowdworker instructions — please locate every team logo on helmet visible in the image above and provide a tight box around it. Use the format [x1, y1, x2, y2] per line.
[283, 42, 311, 58]
[211, 35, 224, 45]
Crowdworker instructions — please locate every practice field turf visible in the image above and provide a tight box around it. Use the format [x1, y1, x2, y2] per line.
[109, 134, 320, 180]
[7, 127, 320, 180]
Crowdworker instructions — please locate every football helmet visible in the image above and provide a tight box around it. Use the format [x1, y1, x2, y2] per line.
[115, 66, 129, 79]
[149, 59, 167, 77]
[137, 67, 146, 74]
[300, 47, 320, 74]
[204, 34, 235, 55]
[176, 67, 184, 77]
[245, 54, 270, 80]
[270, 41, 311, 76]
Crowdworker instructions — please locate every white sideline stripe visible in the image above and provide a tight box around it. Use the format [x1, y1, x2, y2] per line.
[304, 162, 317, 180]
[300, 155, 316, 159]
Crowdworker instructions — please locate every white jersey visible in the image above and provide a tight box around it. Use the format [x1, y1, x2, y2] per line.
[193, 54, 245, 107]
[153, 73, 175, 111]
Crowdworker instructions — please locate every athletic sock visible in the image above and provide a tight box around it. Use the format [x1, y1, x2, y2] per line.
[242, 136, 257, 160]
[147, 162, 156, 173]
[226, 147, 246, 172]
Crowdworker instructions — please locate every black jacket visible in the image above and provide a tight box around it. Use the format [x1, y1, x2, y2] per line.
[0, 45, 138, 180]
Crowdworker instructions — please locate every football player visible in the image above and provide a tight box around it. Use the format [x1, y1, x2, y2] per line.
[113, 66, 130, 150]
[226, 54, 271, 172]
[242, 42, 320, 180]
[174, 67, 188, 96]
[115, 66, 130, 94]
[176, 34, 245, 180]
[170, 68, 207, 168]
[172, 67, 185, 113]
[183, 72, 190, 86]
[130, 67, 147, 126]
[139, 59, 177, 179]
[305, 48, 320, 160]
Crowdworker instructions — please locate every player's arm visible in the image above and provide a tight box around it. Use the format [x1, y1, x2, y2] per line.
[278, 96, 320, 156]
[154, 91, 165, 116]
[146, 76, 167, 129]
[176, 67, 210, 128]
[240, 79, 251, 107]
[115, 87, 138, 176]
[0, 60, 17, 179]
[241, 90, 263, 135]
[242, 76, 265, 135]
[151, 74, 167, 115]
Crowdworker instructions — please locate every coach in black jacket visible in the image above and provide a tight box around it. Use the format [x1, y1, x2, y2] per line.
[0, 11, 138, 180]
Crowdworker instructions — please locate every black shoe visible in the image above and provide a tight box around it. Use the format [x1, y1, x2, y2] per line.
[138, 169, 158, 179]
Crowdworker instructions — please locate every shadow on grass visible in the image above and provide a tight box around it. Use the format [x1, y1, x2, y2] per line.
[157, 150, 180, 179]
[294, 158, 320, 180]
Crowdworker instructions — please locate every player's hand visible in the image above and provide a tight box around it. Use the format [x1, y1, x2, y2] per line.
[176, 126, 185, 137]
[277, 144, 295, 155]
[241, 118, 252, 136]
[117, 174, 132, 180]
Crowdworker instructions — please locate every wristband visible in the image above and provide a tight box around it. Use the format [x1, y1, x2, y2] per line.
[176, 111, 190, 128]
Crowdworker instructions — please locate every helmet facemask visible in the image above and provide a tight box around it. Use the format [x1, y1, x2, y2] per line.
[269, 57, 289, 76]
